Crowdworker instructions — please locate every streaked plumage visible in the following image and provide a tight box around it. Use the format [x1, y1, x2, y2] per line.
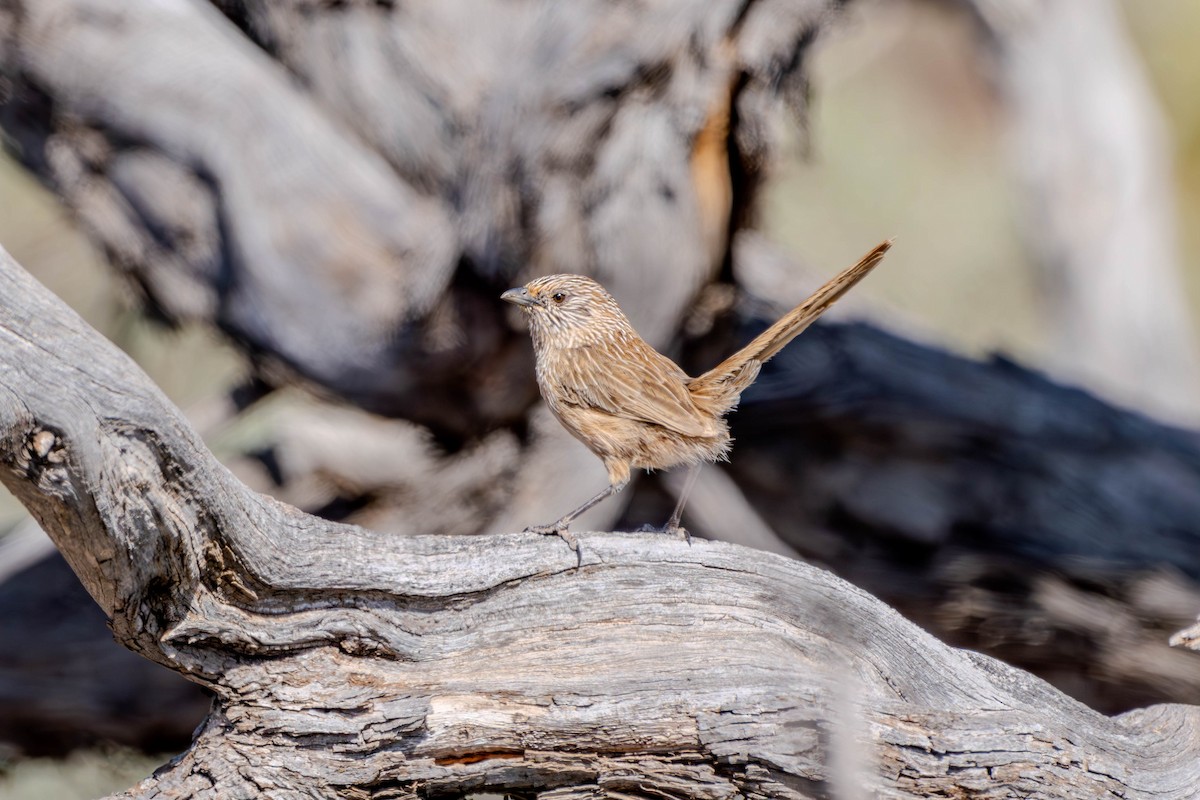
[503, 239, 892, 548]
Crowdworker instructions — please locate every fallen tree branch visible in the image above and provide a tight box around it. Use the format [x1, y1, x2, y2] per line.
[3, 246, 1200, 797]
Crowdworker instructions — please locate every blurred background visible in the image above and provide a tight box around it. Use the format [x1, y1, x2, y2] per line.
[1, 0, 1199, 796]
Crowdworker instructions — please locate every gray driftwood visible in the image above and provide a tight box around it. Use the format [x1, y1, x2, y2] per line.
[5, 0, 1200, 758]
[5, 247, 1200, 797]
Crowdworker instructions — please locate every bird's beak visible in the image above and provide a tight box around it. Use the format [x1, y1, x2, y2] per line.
[501, 287, 539, 307]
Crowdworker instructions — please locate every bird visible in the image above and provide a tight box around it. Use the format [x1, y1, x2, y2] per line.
[502, 239, 892, 556]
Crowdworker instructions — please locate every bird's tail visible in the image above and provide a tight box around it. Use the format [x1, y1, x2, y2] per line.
[688, 239, 892, 413]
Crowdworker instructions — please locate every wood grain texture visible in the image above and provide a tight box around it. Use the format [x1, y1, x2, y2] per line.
[655, 233, 1200, 716]
[3, 250, 1200, 798]
[4, 0, 1200, 770]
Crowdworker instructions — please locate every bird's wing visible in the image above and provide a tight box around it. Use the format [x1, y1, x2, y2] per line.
[556, 335, 719, 439]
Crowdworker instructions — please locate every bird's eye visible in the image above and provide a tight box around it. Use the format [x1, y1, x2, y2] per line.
[551, 292, 566, 304]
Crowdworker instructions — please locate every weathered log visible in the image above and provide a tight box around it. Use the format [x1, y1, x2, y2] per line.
[6, 232, 1200, 755]
[4, 234, 1200, 796]
[703, 318, 1200, 714]
[582, 232, 1200, 716]
[5, 0, 1200, 759]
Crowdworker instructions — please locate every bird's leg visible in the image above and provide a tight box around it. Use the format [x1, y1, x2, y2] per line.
[525, 478, 629, 564]
[663, 464, 700, 544]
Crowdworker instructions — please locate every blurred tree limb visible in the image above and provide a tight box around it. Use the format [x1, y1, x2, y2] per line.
[2, 241, 1200, 799]
[0, 0, 830, 541]
[960, 0, 1200, 422]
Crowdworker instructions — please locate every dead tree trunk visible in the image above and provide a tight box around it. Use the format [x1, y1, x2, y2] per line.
[3, 244, 1200, 797]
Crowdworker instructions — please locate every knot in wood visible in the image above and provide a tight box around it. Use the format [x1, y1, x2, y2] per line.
[24, 427, 66, 470]
[30, 429, 57, 459]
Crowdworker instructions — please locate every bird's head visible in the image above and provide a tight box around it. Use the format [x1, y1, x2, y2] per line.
[502, 274, 629, 345]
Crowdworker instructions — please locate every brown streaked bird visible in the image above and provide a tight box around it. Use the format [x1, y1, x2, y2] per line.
[503, 239, 892, 555]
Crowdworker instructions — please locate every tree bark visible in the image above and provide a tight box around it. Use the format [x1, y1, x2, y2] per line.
[3, 245, 1200, 797]
[5, 0, 1200, 765]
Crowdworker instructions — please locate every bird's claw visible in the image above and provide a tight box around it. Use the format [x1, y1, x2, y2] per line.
[665, 525, 692, 546]
[636, 523, 692, 545]
[524, 524, 583, 567]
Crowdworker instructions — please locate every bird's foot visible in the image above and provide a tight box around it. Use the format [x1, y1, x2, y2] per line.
[636, 522, 692, 545]
[524, 523, 582, 567]
[665, 524, 693, 546]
